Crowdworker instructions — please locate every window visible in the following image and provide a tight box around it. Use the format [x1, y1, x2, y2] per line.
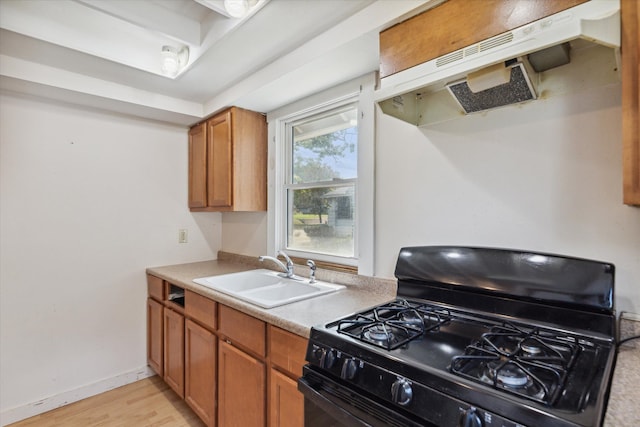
[268, 74, 375, 273]
[285, 104, 358, 258]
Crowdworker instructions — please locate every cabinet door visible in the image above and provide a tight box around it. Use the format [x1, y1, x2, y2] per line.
[147, 298, 163, 376]
[218, 340, 265, 427]
[269, 369, 303, 427]
[189, 122, 208, 209]
[164, 307, 185, 398]
[185, 319, 216, 427]
[207, 111, 233, 208]
[622, 0, 640, 205]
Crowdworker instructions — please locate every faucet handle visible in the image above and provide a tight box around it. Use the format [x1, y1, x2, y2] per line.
[306, 260, 316, 284]
[278, 250, 293, 264]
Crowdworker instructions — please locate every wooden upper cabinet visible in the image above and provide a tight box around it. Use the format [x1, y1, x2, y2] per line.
[379, 0, 588, 78]
[189, 122, 208, 209]
[207, 111, 233, 208]
[622, 0, 640, 206]
[188, 106, 267, 212]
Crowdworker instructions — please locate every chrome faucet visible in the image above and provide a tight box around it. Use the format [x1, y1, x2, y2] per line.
[306, 260, 316, 284]
[258, 251, 295, 278]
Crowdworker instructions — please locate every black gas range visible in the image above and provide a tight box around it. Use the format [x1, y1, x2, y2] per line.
[298, 246, 617, 427]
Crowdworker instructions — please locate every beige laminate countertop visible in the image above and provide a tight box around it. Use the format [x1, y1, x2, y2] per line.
[146, 256, 397, 338]
[604, 315, 640, 426]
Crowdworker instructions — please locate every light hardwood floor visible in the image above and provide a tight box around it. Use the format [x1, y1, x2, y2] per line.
[8, 376, 205, 427]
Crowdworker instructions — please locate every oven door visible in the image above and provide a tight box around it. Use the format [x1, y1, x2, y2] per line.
[298, 366, 430, 427]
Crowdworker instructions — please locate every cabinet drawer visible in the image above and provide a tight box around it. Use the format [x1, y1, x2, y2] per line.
[218, 305, 266, 357]
[185, 290, 217, 331]
[147, 274, 164, 301]
[269, 326, 307, 378]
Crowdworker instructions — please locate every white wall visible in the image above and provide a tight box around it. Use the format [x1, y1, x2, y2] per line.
[221, 212, 267, 256]
[375, 83, 640, 314]
[2, 76, 637, 424]
[222, 80, 639, 313]
[0, 94, 221, 423]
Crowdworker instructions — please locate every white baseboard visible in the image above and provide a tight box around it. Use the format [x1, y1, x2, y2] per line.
[621, 311, 640, 322]
[0, 366, 155, 426]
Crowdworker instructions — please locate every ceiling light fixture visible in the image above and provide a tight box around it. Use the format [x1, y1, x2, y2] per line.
[223, 0, 250, 18]
[160, 45, 189, 78]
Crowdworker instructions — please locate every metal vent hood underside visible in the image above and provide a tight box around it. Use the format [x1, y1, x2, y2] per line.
[375, 0, 621, 127]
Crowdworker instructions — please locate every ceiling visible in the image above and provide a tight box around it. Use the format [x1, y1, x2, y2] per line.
[0, 0, 431, 126]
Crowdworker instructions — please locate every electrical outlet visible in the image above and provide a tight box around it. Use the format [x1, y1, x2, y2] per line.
[178, 229, 188, 243]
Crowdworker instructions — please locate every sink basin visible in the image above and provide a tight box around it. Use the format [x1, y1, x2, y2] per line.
[193, 269, 345, 308]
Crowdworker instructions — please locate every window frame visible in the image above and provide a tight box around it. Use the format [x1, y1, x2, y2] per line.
[267, 74, 375, 275]
[284, 100, 359, 263]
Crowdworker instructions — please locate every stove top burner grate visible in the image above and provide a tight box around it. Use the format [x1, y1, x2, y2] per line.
[336, 299, 452, 350]
[450, 323, 581, 406]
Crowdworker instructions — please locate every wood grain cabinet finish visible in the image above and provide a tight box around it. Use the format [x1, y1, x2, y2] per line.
[147, 298, 164, 376]
[185, 290, 217, 331]
[163, 306, 185, 398]
[268, 326, 307, 427]
[185, 319, 217, 427]
[218, 340, 266, 427]
[218, 304, 266, 357]
[147, 274, 165, 377]
[188, 122, 208, 209]
[379, 0, 587, 78]
[188, 106, 267, 212]
[147, 276, 310, 427]
[269, 369, 303, 427]
[206, 111, 233, 208]
[622, 0, 640, 206]
[269, 326, 307, 378]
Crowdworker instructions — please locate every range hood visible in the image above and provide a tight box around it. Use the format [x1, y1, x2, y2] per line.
[375, 0, 621, 126]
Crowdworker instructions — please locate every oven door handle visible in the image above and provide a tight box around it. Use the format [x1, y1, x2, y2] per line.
[298, 376, 374, 427]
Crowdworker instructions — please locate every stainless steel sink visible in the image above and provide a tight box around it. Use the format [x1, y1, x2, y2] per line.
[193, 269, 345, 308]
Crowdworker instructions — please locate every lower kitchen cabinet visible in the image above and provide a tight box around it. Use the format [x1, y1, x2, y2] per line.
[269, 369, 303, 427]
[268, 326, 307, 427]
[185, 318, 217, 427]
[147, 273, 309, 427]
[163, 306, 185, 398]
[218, 340, 266, 427]
[147, 297, 164, 376]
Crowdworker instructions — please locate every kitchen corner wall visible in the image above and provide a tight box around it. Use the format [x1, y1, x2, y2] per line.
[225, 82, 638, 315]
[221, 211, 268, 257]
[0, 94, 221, 422]
[375, 83, 639, 315]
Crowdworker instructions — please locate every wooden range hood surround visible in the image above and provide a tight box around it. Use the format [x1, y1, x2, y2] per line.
[379, 0, 589, 79]
[377, 0, 639, 206]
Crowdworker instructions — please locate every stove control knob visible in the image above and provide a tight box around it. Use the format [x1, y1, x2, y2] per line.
[340, 358, 359, 380]
[391, 377, 413, 406]
[320, 349, 338, 369]
[459, 407, 483, 427]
